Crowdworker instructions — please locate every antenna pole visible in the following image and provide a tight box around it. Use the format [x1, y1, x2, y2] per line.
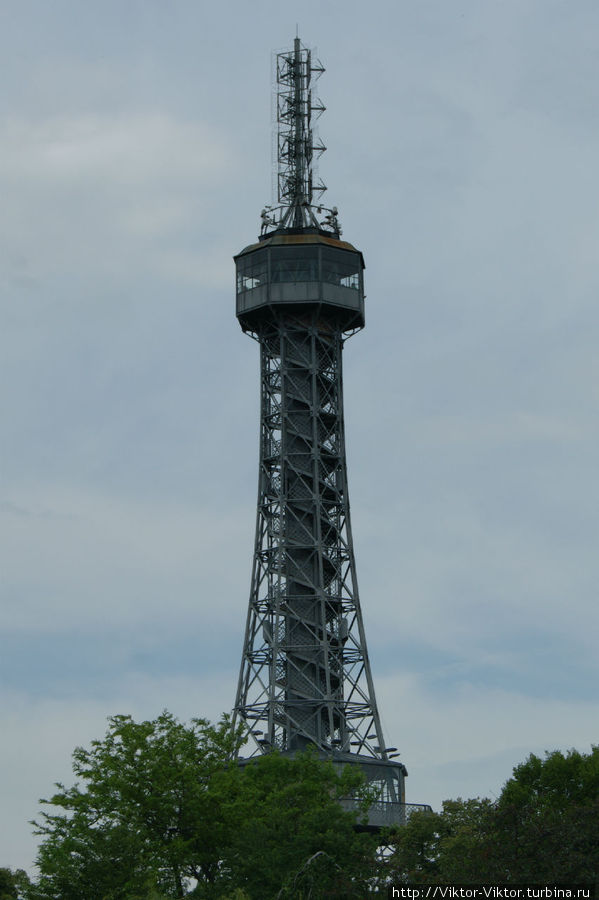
[268, 36, 332, 234]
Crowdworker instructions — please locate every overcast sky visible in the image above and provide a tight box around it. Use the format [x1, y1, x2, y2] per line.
[2, 0, 599, 873]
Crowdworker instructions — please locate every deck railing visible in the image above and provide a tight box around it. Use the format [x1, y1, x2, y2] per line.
[340, 798, 433, 829]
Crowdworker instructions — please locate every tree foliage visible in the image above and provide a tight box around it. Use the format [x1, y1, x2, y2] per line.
[388, 746, 599, 884]
[490, 747, 599, 882]
[24, 714, 599, 895]
[385, 799, 496, 884]
[219, 751, 376, 898]
[0, 868, 31, 900]
[29, 712, 242, 899]
[27, 711, 377, 899]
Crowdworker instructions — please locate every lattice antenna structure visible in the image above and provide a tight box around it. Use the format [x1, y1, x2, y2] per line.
[261, 37, 340, 237]
[232, 36, 419, 829]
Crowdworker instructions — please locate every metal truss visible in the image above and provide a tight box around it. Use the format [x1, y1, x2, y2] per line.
[258, 36, 343, 235]
[233, 309, 389, 765]
[276, 38, 325, 209]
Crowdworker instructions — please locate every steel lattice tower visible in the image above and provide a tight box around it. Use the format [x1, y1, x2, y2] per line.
[233, 37, 408, 822]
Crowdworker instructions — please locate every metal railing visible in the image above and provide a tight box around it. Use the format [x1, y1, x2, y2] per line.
[340, 798, 433, 829]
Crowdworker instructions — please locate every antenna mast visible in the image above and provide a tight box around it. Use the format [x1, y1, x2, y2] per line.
[261, 36, 340, 236]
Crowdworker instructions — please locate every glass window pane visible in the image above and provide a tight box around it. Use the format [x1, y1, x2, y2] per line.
[270, 248, 319, 283]
[237, 250, 268, 292]
[322, 249, 360, 290]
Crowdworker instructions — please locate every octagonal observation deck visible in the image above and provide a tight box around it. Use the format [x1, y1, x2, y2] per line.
[235, 229, 365, 334]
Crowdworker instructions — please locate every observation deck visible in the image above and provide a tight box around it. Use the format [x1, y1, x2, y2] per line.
[235, 230, 365, 333]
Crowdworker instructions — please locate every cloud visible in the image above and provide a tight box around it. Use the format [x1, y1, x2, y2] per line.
[2, 114, 230, 183]
[0, 483, 251, 634]
[0, 673, 237, 872]
[0, 112, 237, 290]
[376, 673, 599, 809]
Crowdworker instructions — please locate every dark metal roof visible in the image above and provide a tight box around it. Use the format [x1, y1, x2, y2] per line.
[235, 231, 365, 267]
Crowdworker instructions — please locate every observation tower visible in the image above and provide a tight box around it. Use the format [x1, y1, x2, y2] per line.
[232, 37, 415, 827]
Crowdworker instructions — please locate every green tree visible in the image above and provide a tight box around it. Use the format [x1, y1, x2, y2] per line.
[384, 806, 442, 883]
[29, 711, 242, 899]
[219, 750, 378, 898]
[0, 869, 17, 900]
[27, 712, 379, 899]
[500, 746, 599, 811]
[386, 799, 495, 884]
[490, 747, 599, 882]
[0, 869, 31, 900]
[387, 747, 599, 885]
